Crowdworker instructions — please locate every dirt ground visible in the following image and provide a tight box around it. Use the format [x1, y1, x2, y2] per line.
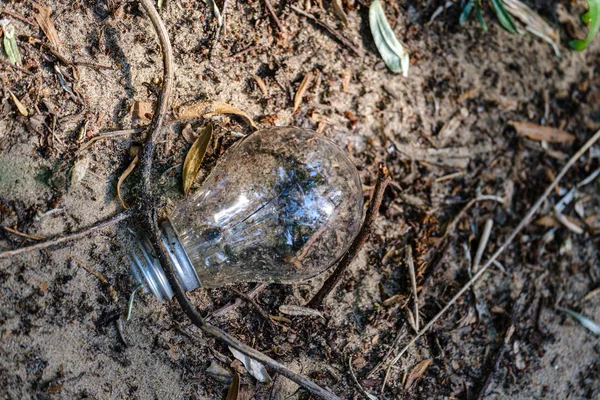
[1, 0, 599, 399]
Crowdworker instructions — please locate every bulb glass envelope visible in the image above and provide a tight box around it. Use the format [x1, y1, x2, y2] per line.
[132, 127, 364, 298]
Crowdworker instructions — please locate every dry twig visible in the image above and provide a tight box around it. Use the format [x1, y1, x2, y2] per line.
[0, 210, 134, 260]
[307, 164, 390, 309]
[406, 246, 419, 331]
[290, 6, 363, 57]
[381, 128, 600, 394]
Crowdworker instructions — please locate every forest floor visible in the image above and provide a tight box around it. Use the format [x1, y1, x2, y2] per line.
[0, 0, 599, 399]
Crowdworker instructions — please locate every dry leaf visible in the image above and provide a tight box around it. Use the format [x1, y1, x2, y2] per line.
[331, 0, 349, 25]
[382, 294, 407, 307]
[70, 158, 89, 187]
[509, 121, 575, 143]
[229, 347, 272, 383]
[8, 90, 29, 116]
[278, 304, 323, 318]
[117, 147, 141, 209]
[293, 72, 314, 113]
[177, 101, 257, 129]
[33, 3, 61, 50]
[534, 215, 559, 227]
[133, 101, 153, 120]
[225, 372, 240, 400]
[405, 359, 432, 389]
[253, 75, 269, 97]
[181, 123, 196, 144]
[182, 123, 213, 195]
[206, 361, 233, 383]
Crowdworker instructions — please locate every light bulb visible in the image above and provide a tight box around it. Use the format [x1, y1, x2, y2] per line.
[130, 127, 363, 300]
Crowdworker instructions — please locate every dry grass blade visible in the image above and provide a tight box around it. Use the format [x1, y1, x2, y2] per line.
[117, 148, 141, 209]
[32, 3, 61, 50]
[182, 123, 213, 195]
[8, 89, 29, 116]
[2, 226, 45, 241]
[405, 359, 432, 389]
[503, 0, 560, 56]
[293, 71, 314, 113]
[177, 101, 257, 129]
[331, 0, 349, 25]
[509, 121, 575, 143]
[225, 372, 240, 400]
[279, 304, 323, 318]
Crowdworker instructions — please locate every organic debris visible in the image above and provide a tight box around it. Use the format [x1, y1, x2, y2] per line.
[182, 123, 213, 195]
[369, 0, 409, 76]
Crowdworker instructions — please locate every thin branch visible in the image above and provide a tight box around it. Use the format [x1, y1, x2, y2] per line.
[263, 0, 286, 35]
[0, 210, 134, 260]
[380, 128, 600, 394]
[207, 283, 268, 320]
[135, 1, 338, 399]
[475, 324, 514, 400]
[290, 6, 363, 57]
[406, 246, 419, 331]
[307, 163, 390, 309]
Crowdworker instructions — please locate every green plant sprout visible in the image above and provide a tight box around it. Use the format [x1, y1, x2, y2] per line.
[570, 0, 599, 51]
[460, 0, 517, 33]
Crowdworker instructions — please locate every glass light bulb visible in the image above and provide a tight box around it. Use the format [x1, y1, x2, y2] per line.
[130, 127, 363, 300]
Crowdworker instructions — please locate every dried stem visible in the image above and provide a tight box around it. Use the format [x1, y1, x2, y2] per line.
[307, 163, 390, 309]
[263, 0, 286, 34]
[380, 128, 600, 394]
[0, 210, 134, 260]
[136, 1, 338, 398]
[406, 246, 419, 331]
[290, 6, 363, 57]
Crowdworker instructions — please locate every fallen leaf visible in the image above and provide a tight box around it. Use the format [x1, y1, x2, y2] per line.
[331, 0, 349, 26]
[33, 3, 61, 50]
[503, 0, 561, 56]
[369, 0, 410, 76]
[229, 347, 272, 384]
[293, 72, 314, 113]
[206, 361, 233, 383]
[70, 157, 89, 187]
[182, 123, 213, 195]
[2, 21, 23, 66]
[509, 121, 575, 143]
[382, 294, 406, 307]
[225, 372, 240, 400]
[117, 146, 141, 209]
[534, 215, 560, 228]
[181, 123, 196, 144]
[8, 89, 29, 116]
[405, 359, 432, 389]
[558, 307, 600, 334]
[133, 101, 153, 120]
[279, 304, 323, 318]
[177, 101, 257, 129]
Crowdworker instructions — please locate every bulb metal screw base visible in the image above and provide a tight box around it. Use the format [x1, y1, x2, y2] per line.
[130, 219, 201, 301]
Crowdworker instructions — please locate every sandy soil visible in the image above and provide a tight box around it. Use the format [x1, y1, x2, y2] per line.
[1, 0, 599, 399]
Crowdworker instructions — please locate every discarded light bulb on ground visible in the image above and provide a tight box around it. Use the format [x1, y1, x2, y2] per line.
[130, 127, 364, 301]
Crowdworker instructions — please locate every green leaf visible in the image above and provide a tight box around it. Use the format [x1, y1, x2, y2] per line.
[475, 4, 488, 31]
[460, 0, 475, 26]
[570, 0, 600, 51]
[369, 0, 410, 76]
[182, 123, 213, 195]
[490, 0, 518, 33]
[2, 22, 23, 67]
